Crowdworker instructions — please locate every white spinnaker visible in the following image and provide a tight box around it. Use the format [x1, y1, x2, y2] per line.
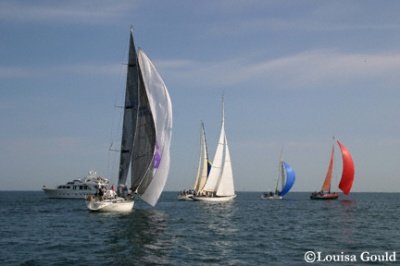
[137, 49, 173, 206]
[216, 135, 235, 196]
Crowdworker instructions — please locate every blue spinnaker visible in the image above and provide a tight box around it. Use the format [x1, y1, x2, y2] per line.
[278, 161, 296, 196]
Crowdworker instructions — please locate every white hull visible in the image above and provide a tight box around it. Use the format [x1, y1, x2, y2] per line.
[261, 194, 283, 200]
[86, 197, 134, 212]
[42, 170, 109, 199]
[192, 194, 236, 202]
[177, 194, 194, 201]
[43, 188, 93, 199]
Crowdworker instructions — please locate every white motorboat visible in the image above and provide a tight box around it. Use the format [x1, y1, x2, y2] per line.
[42, 170, 109, 199]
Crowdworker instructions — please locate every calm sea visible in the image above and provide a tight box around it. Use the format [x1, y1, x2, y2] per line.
[0, 192, 399, 265]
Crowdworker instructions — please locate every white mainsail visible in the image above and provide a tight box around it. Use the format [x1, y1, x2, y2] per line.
[216, 135, 235, 196]
[193, 122, 209, 192]
[201, 100, 235, 196]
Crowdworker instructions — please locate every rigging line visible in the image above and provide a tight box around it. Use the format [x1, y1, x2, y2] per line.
[107, 32, 131, 179]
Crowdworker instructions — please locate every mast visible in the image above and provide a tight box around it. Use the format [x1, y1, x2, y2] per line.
[117, 29, 139, 196]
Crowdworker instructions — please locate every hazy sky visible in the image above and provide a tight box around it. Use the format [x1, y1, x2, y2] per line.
[1, 0, 400, 192]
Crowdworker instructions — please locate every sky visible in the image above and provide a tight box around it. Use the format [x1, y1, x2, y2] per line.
[1, 0, 400, 192]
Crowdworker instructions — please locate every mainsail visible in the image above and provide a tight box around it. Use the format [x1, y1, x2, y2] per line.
[337, 141, 355, 195]
[117, 33, 139, 195]
[193, 122, 209, 192]
[215, 134, 235, 196]
[117, 30, 172, 206]
[321, 144, 334, 193]
[278, 161, 295, 196]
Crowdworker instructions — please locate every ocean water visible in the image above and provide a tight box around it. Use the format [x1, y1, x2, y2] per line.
[1, 192, 399, 265]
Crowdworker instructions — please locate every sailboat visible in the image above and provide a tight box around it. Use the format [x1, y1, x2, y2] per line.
[86, 29, 173, 212]
[261, 160, 295, 200]
[177, 122, 211, 200]
[310, 139, 355, 200]
[192, 98, 236, 202]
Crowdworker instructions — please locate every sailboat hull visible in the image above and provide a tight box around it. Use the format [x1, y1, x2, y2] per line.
[192, 194, 236, 202]
[177, 193, 194, 201]
[261, 193, 283, 200]
[86, 197, 134, 212]
[310, 192, 339, 200]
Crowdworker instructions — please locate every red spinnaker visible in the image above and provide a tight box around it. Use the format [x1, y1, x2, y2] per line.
[337, 141, 355, 195]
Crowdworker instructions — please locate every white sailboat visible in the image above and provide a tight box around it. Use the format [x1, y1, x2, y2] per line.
[86, 29, 173, 212]
[178, 122, 210, 200]
[192, 98, 236, 202]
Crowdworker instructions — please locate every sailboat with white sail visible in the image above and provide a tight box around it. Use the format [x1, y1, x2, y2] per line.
[262, 160, 296, 200]
[192, 99, 236, 202]
[310, 139, 355, 200]
[86, 29, 173, 212]
[178, 122, 211, 200]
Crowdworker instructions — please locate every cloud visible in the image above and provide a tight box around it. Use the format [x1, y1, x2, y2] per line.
[159, 50, 400, 91]
[0, 0, 137, 24]
[3, 49, 400, 92]
[0, 63, 122, 79]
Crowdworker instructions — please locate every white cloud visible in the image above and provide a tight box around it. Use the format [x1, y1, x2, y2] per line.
[159, 50, 400, 91]
[0, 67, 36, 79]
[0, 63, 121, 79]
[0, 0, 137, 24]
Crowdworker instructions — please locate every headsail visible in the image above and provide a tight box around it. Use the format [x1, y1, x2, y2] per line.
[194, 122, 209, 192]
[337, 141, 355, 195]
[321, 144, 334, 192]
[136, 49, 173, 206]
[117, 31, 139, 195]
[278, 161, 295, 196]
[202, 119, 224, 193]
[130, 61, 156, 194]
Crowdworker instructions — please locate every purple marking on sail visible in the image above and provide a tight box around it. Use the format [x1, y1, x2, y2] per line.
[153, 144, 161, 169]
